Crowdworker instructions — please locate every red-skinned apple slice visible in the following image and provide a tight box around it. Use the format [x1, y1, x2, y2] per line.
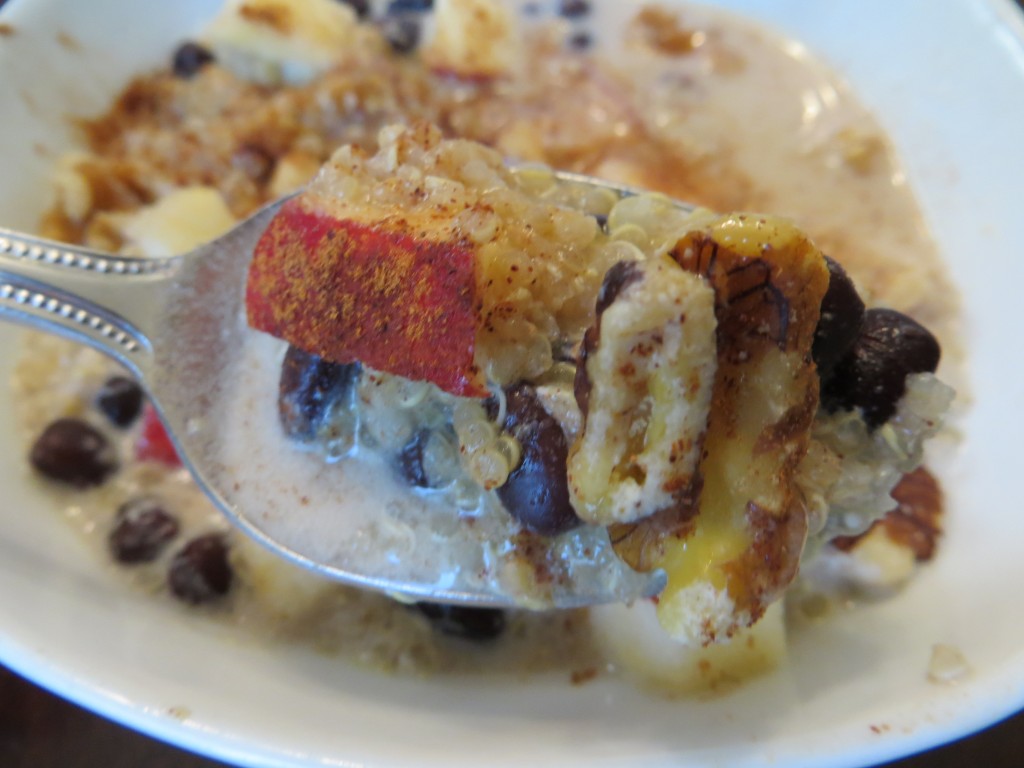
[135, 405, 182, 466]
[246, 193, 486, 397]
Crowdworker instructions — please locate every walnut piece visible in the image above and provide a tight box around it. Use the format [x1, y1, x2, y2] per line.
[613, 215, 829, 644]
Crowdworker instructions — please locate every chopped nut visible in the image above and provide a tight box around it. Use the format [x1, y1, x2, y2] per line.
[626, 214, 829, 644]
[832, 467, 943, 562]
[630, 7, 703, 56]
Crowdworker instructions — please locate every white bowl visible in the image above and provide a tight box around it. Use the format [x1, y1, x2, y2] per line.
[1, 1, 1023, 766]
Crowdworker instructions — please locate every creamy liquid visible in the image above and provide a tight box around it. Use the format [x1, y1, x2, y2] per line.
[214, 332, 653, 606]
[13, 1, 959, 684]
[593, 4, 959, 359]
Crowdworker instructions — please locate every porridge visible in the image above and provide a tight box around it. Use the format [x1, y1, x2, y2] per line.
[13, 0, 957, 692]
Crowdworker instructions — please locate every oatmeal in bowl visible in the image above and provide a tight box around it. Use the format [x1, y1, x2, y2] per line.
[10, 0, 961, 696]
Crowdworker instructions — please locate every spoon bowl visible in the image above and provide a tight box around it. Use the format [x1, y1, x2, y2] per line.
[0, 172, 670, 608]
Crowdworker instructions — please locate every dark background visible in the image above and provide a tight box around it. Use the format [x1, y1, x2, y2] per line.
[1, 661, 1023, 768]
[1, 0, 1021, 765]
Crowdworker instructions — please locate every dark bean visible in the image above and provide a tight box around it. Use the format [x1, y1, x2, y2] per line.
[496, 384, 581, 535]
[821, 308, 941, 428]
[812, 255, 866, 377]
[279, 345, 360, 440]
[380, 16, 421, 54]
[396, 430, 433, 488]
[168, 534, 232, 604]
[171, 42, 215, 79]
[387, 0, 433, 13]
[559, 0, 591, 18]
[95, 375, 144, 428]
[108, 497, 180, 564]
[568, 31, 593, 50]
[416, 603, 506, 641]
[30, 418, 117, 488]
[336, 0, 370, 18]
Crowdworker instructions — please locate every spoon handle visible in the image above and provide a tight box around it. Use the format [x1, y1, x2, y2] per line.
[0, 229, 178, 378]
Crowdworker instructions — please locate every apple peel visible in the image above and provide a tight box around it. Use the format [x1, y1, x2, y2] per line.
[246, 195, 486, 397]
[136, 405, 183, 466]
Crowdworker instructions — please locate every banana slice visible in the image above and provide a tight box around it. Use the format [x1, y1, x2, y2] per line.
[614, 214, 829, 644]
[424, 0, 522, 78]
[203, 0, 361, 85]
[568, 257, 717, 526]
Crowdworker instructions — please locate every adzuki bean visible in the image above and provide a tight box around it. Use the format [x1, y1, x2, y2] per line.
[168, 534, 233, 605]
[416, 603, 506, 641]
[30, 418, 117, 488]
[109, 497, 180, 564]
[96, 375, 144, 428]
[812, 256, 866, 378]
[821, 308, 940, 428]
[171, 42, 215, 79]
[279, 345, 361, 440]
[496, 384, 581, 535]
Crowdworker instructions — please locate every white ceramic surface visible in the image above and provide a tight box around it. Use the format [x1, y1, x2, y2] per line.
[1, 1, 1022, 766]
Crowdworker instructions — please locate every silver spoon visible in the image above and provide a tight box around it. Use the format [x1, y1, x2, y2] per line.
[0, 172, 669, 609]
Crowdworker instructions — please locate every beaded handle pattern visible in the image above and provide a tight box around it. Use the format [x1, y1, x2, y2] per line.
[0, 229, 180, 370]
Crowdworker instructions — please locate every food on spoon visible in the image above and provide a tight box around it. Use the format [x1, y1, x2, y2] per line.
[493, 383, 581, 534]
[277, 346, 362, 441]
[246, 122, 609, 398]
[605, 217, 828, 642]
[812, 467, 943, 594]
[246, 170, 483, 396]
[246, 123, 951, 644]
[568, 258, 717, 528]
[820, 309, 941, 428]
